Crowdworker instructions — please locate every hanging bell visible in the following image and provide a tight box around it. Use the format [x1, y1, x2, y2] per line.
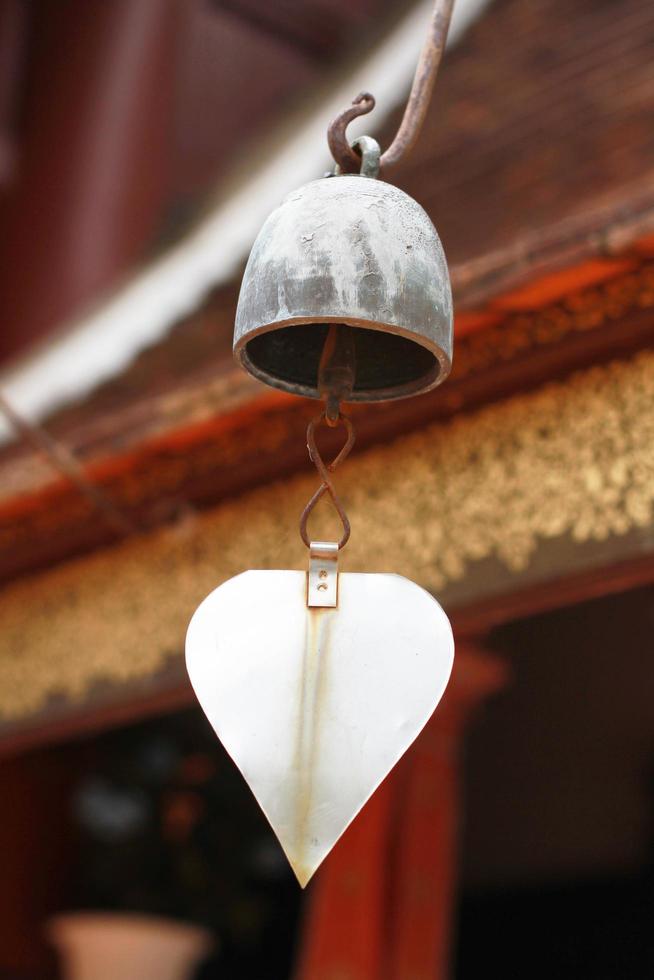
[234, 140, 453, 402]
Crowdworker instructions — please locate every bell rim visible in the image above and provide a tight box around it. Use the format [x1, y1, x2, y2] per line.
[233, 314, 452, 403]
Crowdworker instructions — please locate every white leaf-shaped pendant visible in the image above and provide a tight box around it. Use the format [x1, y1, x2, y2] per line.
[186, 569, 454, 886]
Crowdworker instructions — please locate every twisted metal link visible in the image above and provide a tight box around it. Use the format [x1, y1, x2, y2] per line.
[299, 412, 355, 550]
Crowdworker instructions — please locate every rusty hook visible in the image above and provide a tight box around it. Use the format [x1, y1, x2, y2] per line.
[299, 412, 355, 549]
[327, 91, 376, 175]
[327, 0, 455, 177]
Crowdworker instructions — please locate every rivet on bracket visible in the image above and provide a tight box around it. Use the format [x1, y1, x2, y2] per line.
[307, 541, 339, 608]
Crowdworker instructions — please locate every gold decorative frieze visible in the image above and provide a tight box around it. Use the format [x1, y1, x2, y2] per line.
[455, 261, 654, 379]
[0, 349, 653, 721]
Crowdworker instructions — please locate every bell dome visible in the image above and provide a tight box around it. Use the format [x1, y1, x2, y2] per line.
[234, 175, 452, 402]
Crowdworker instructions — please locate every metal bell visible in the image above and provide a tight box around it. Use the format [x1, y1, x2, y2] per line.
[234, 172, 453, 402]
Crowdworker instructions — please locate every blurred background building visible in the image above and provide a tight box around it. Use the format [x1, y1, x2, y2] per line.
[0, 0, 653, 977]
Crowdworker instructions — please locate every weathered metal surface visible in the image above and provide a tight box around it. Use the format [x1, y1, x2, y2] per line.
[185, 569, 454, 886]
[234, 175, 453, 402]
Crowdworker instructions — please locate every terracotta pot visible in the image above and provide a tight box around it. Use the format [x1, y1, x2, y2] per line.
[48, 912, 213, 980]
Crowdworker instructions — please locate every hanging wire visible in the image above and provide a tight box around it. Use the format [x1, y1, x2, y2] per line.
[0, 391, 137, 537]
[328, 0, 455, 176]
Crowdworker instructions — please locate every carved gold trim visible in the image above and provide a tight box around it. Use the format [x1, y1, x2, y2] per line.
[1, 350, 653, 721]
[455, 261, 654, 378]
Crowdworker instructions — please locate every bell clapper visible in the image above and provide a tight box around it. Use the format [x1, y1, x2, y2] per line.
[318, 323, 356, 425]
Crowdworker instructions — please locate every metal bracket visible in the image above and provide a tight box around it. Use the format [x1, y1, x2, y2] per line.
[307, 541, 339, 608]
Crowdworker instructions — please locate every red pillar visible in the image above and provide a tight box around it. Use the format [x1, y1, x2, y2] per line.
[388, 646, 507, 980]
[0, 749, 78, 977]
[293, 644, 507, 980]
[292, 772, 397, 980]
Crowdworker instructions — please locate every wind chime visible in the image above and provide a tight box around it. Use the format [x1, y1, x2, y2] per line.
[186, 0, 456, 887]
